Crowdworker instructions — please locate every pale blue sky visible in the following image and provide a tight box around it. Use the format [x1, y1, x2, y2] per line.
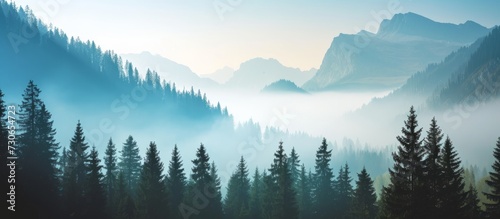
[11, 0, 500, 74]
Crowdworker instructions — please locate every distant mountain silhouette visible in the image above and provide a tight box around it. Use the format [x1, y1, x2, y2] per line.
[202, 66, 235, 84]
[261, 80, 308, 94]
[303, 12, 490, 91]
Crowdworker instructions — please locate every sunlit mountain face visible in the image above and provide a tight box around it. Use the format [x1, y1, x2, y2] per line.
[1, 1, 500, 218]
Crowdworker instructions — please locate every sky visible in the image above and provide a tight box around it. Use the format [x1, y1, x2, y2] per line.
[11, 0, 500, 75]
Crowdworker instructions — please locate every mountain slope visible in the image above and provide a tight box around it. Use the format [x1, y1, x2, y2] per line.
[202, 66, 235, 84]
[261, 80, 308, 94]
[303, 12, 490, 91]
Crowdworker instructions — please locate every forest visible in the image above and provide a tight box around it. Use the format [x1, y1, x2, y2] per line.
[1, 81, 500, 219]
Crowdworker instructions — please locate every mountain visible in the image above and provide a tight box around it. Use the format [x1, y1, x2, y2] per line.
[224, 58, 316, 91]
[303, 12, 490, 91]
[121, 52, 218, 90]
[202, 66, 234, 84]
[261, 79, 308, 94]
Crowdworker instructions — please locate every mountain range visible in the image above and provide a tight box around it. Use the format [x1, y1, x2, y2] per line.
[303, 12, 491, 91]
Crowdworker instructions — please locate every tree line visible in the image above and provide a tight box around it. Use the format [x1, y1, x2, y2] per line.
[2, 82, 500, 219]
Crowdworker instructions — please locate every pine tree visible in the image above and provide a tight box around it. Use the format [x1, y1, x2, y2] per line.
[249, 168, 263, 219]
[313, 138, 334, 219]
[289, 147, 300, 188]
[464, 184, 484, 219]
[269, 141, 298, 219]
[260, 170, 275, 219]
[224, 156, 251, 219]
[104, 138, 118, 215]
[209, 162, 225, 219]
[337, 163, 354, 218]
[385, 106, 426, 219]
[352, 167, 377, 219]
[116, 171, 136, 219]
[119, 135, 141, 196]
[439, 137, 466, 218]
[137, 142, 168, 219]
[423, 117, 444, 217]
[17, 81, 60, 217]
[86, 147, 107, 218]
[0, 90, 9, 216]
[297, 164, 313, 219]
[484, 137, 500, 218]
[167, 145, 187, 219]
[63, 121, 90, 218]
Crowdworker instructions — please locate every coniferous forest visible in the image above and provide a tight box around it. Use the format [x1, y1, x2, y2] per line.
[2, 82, 500, 219]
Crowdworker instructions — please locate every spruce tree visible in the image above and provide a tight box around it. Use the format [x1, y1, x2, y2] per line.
[104, 138, 118, 215]
[17, 81, 60, 217]
[86, 147, 107, 218]
[464, 184, 483, 219]
[313, 138, 334, 219]
[297, 164, 313, 219]
[167, 145, 187, 219]
[260, 170, 275, 219]
[249, 168, 263, 219]
[137, 142, 168, 219]
[224, 156, 251, 219]
[439, 137, 466, 218]
[352, 167, 377, 219]
[337, 163, 354, 218]
[190, 144, 220, 219]
[386, 106, 426, 218]
[289, 147, 300, 188]
[484, 137, 500, 218]
[423, 117, 444, 217]
[209, 162, 225, 218]
[119, 135, 141, 195]
[0, 90, 8, 216]
[63, 121, 90, 218]
[116, 171, 136, 219]
[269, 141, 298, 219]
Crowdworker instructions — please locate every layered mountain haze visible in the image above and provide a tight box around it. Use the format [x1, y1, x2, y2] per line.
[303, 12, 490, 91]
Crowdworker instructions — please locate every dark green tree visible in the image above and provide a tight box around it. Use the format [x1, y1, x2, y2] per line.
[289, 147, 300, 188]
[224, 156, 251, 219]
[137, 142, 168, 219]
[249, 168, 263, 219]
[423, 117, 444, 217]
[439, 137, 466, 218]
[297, 164, 313, 219]
[17, 81, 60, 217]
[119, 135, 141, 195]
[464, 184, 484, 219]
[0, 90, 9, 216]
[352, 167, 377, 219]
[269, 141, 298, 219]
[104, 138, 118, 215]
[209, 161, 225, 218]
[63, 121, 90, 218]
[337, 163, 354, 218]
[313, 138, 334, 219]
[260, 170, 275, 219]
[484, 137, 500, 218]
[167, 145, 187, 219]
[86, 147, 107, 218]
[116, 171, 136, 219]
[385, 106, 426, 219]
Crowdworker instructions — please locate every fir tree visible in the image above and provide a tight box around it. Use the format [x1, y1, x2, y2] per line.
[209, 162, 225, 219]
[137, 142, 168, 219]
[439, 137, 466, 218]
[86, 147, 107, 218]
[385, 106, 426, 218]
[423, 117, 444, 217]
[464, 184, 484, 219]
[116, 171, 136, 219]
[249, 168, 263, 219]
[337, 163, 354, 218]
[0, 90, 8, 216]
[167, 145, 187, 219]
[63, 121, 90, 218]
[17, 81, 60, 217]
[289, 147, 301, 188]
[313, 138, 334, 219]
[224, 156, 251, 219]
[297, 164, 313, 219]
[352, 167, 377, 219]
[119, 135, 141, 195]
[484, 137, 500, 218]
[269, 141, 298, 219]
[104, 138, 118, 215]
[260, 170, 275, 219]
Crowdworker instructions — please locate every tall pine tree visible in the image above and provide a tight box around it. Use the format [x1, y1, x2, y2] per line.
[464, 184, 484, 219]
[484, 137, 500, 218]
[249, 168, 263, 219]
[137, 142, 168, 219]
[209, 162, 225, 218]
[439, 137, 466, 218]
[385, 106, 426, 219]
[167, 145, 187, 219]
[224, 156, 251, 219]
[289, 147, 300, 189]
[313, 138, 334, 219]
[297, 164, 313, 219]
[0, 90, 9, 216]
[337, 163, 354, 218]
[352, 167, 377, 219]
[119, 135, 141, 196]
[86, 146, 107, 218]
[423, 117, 444, 217]
[269, 141, 298, 219]
[17, 81, 60, 217]
[104, 138, 118, 215]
